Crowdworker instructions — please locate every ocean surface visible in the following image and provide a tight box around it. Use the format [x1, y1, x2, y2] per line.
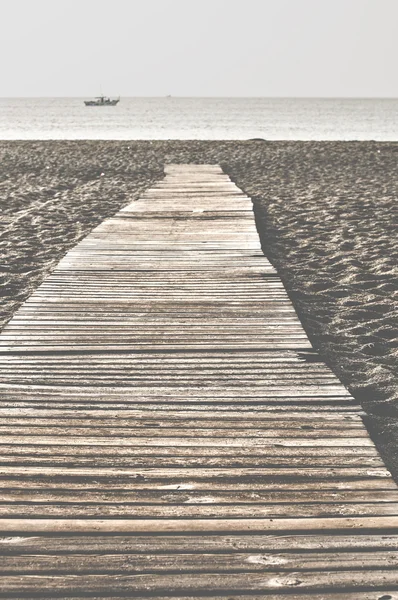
[1, 97, 397, 140]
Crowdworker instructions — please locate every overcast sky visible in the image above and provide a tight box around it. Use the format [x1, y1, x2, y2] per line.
[2, 0, 397, 97]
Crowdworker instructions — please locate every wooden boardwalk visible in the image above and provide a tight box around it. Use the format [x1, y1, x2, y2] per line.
[0, 164, 397, 597]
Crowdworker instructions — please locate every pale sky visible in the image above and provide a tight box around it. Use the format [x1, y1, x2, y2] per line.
[2, 0, 397, 97]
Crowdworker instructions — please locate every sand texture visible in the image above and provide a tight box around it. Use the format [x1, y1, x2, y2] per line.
[0, 140, 397, 478]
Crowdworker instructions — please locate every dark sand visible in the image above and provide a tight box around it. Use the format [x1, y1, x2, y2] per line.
[1, 140, 397, 478]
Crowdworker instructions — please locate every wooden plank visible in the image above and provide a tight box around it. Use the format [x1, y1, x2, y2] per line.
[0, 426, 368, 438]
[0, 592, 393, 600]
[1, 478, 392, 491]
[0, 402, 362, 413]
[2, 550, 398, 574]
[0, 408, 364, 419]
[2, 533, 398, 553]
[0, 455, 383, 468]
[0, 516, 398, 533]
[0, 442, 377, 456]
[4, 572, 398, 595]
[0, 417, 363, 429]
[0, 436, 373, 447]
[0, 465, 389, 477]
[1, 503, 398, 519]
[1, 489, 395, 504]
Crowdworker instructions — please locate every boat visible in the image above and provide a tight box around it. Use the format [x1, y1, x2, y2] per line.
[84, 95, 120, 106]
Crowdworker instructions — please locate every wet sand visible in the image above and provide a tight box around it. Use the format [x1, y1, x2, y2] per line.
[1, 140, 397, 479]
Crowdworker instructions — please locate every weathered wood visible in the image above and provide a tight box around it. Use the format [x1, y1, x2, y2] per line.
[0, 532, 398, 557]
[1, 478, 394, 491]
[0, 503, 397, 518]
[0, 415, 364, 427]
[0, 516, 398, 533]
[0, 402, 362, 413]
[2, 550, 398, 574]
[0, 455, 383, 469]
[0, 593, 394, 600]
[0, 384, 354, 397]
[2, 533, 398, 553]
[0, 426, 368, 437]
[0, 443, 378, 457]
[0, 465, 389, 478]
[1, 571, 398, 598]
[0, 408, 364, 419]
[0, 489, 394, 504]
[0, 436, 374, 447]
[0, 164, 396, 597]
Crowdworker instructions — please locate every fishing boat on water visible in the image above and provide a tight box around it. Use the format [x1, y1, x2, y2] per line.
[84, 95, 120, 106]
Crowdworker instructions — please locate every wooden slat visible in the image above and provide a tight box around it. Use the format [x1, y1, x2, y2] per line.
[0, 516, 398, 533]
[1, 504, 398, 519]
[2, 550, 398, 573]
[0, 489, 394, 503]
[3, 571, 398, 595]
[1, 533, 398, 552]
[3, 593, 394, 600]
[1, 478, 392, 491]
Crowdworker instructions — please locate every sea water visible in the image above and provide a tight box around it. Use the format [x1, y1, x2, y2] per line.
[0, 97, 397, 140]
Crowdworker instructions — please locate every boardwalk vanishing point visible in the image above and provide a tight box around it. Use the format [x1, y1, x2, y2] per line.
[0, 165, 398, 597]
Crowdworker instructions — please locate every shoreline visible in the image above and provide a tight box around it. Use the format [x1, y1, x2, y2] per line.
[1, 140, 397, 480]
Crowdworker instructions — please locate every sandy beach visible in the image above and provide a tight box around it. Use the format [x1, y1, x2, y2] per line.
[1, 140, 397, 479]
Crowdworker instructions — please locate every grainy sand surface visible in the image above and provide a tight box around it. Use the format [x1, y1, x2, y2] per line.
[1, 140, 397, 478]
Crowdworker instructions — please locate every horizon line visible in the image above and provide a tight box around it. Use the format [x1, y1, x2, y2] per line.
[1, 95, 398, 100]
